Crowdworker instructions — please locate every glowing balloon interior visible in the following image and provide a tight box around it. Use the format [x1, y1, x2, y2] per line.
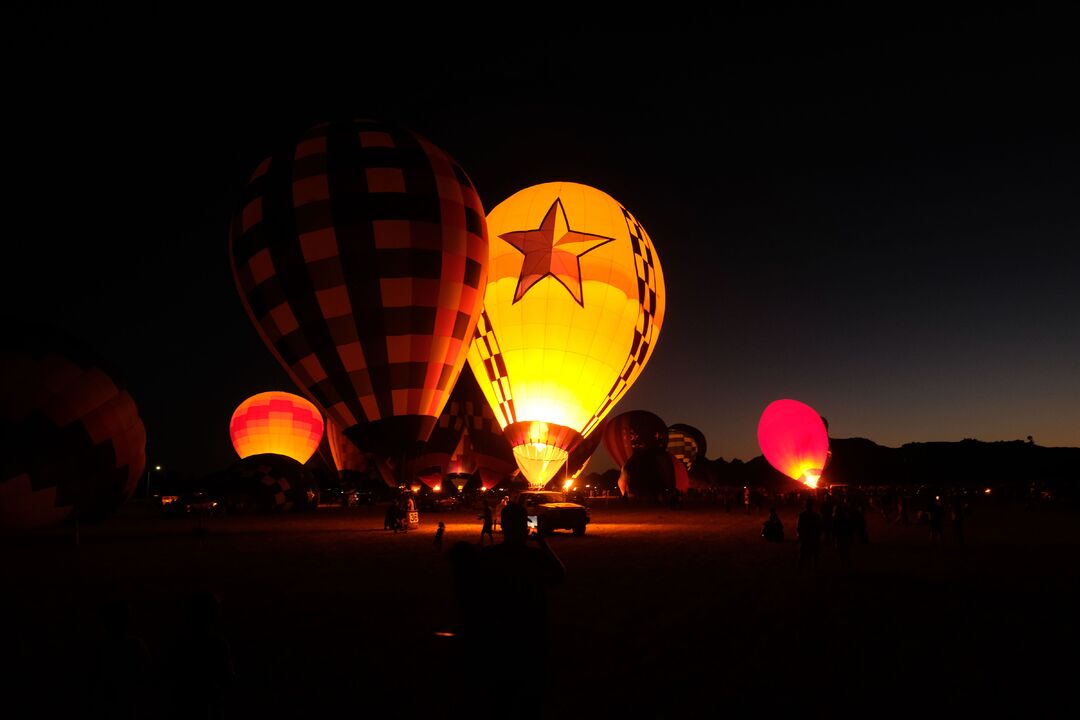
[757, 399, 830, 488]
[468, 182, 665, 488]
[230, 391, 324, 464]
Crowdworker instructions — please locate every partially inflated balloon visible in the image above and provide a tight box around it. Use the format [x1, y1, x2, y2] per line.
[603, 410, 668, 469]
[230, 391, 324, 464]
[467, 182, 665, 488]
[230, 118, 488, 465]
[1, 327, 146, 531]
[757, 399, 830, 488]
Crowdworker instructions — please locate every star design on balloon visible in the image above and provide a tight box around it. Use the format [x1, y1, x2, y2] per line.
[500, 198, 616, 306]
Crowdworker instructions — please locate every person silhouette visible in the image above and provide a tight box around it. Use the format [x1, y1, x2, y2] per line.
[478, 500, 494, 545]
[797, 500, 823, 570]
[929, 497, 945, 543]
[434, 521, 445, 549]
[833, 502, 854, 569]
[952, 497, 965, 546]
[167, 590, 235, 719]
[762, 508, 784, 542]
[450, 502, 564, 718]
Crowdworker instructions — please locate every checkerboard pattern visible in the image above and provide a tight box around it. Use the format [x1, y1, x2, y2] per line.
[423, 363, 515, 474]
[581, 206, 663, 438]
[470, 309, 516, 427]
[230, 119, 487, 456]
[666, 424, 706, 471]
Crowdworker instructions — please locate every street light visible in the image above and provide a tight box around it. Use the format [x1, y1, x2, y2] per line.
[147, 464, 162, 500]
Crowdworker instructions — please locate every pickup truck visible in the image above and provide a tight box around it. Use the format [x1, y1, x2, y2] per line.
[514, 490, 590, 536]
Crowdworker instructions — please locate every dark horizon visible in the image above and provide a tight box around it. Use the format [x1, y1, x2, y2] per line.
[6, 8, 1078, 477]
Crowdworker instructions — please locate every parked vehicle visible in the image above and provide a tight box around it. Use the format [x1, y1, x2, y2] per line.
[513, 490, 590, 536]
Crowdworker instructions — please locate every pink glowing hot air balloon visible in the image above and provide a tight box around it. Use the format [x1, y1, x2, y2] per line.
[757, 399, 830, 488]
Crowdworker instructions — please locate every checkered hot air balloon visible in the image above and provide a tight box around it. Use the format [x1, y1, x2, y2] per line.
[230, 119, 488, 476]
[666, 423, 707, 471]
[412, 363, 516, 491]
[1, 326, 146, 531]
[467, 183, 666, 488]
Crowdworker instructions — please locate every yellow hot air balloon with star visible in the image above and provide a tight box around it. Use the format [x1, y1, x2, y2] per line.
[467, 182, 665, 488]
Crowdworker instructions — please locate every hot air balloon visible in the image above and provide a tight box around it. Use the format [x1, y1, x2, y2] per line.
[562, 417, 609, 481]
[326, 419, 397, 488]
[618, 448, 686, 499]
[229, 118, 488, 478]
[435, 364, 516, 491]
[757, 399, 830, 488]
[467, 182, 665, 488]
[667, 423, 707, 471]
[603, 410, 669, 469]
[230, 391, 324, 464]
[326, 418, 366, 475]
[213, 454, 319, 513]
[1, 326, 146, 531]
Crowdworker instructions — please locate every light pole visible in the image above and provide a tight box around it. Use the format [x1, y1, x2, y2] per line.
[147, 464, 161, 500]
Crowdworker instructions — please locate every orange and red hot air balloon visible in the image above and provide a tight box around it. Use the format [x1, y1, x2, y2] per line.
[230, 118, 488, 475]
[757, 399, 830, 488]
[230, 391, 324, 464]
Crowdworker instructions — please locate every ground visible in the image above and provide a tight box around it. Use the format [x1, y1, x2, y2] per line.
[3, 499, 1078, 718]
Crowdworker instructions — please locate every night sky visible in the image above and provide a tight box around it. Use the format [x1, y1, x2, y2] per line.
[6, 8, 1078, 477]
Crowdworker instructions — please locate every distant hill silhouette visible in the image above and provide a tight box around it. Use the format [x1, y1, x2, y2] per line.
[694, 438, 1080, 495]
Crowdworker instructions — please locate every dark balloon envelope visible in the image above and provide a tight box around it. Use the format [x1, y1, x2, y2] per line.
[215, 454, 318, 513]
[619, 447, 685, 498]
[229, 118, 489, 464]
[603, 410, 668, 469]
[0, 326, 146, 531]
[562, 418, 608, 480]
[416, 364, 515, 489]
